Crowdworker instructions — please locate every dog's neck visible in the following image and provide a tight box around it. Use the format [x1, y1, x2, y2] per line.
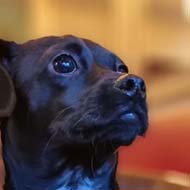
[2, 110, 119, 190]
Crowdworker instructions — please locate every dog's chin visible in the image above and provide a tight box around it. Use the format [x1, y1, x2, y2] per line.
[111, 127, 141, 146]
[106, 127, 141, 147]
[105, 112, 148, 146]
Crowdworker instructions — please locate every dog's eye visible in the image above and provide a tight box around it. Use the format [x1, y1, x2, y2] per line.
[52, 54, 77, 74]
[117, 65, 128, 73]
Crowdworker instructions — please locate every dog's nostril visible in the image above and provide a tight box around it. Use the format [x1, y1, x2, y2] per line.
[125, 79, 135, 92]
[115, 75, 146, 99]
[140, 80, 146, 93]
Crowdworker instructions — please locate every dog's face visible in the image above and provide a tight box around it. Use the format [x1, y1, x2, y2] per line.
[0, 35, 148, 151]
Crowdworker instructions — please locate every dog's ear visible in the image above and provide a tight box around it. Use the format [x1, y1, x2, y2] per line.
[82, 39, 124, 69]
[0, 39, 18, 119]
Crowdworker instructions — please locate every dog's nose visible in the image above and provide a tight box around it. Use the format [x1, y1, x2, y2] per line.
[115, 74, 146, 99]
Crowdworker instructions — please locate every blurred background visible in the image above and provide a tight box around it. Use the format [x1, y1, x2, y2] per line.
[0, 0, 190, 189]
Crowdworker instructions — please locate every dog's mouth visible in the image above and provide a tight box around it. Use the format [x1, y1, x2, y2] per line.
[119, 111, 147, 135]
[120, 112, 142, 131]
[101, 107, 148, 146]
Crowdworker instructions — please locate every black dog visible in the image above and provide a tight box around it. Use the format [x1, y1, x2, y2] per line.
[0, 35, 148, 190]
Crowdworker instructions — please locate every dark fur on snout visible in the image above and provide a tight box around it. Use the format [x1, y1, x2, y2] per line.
[0, 35, 148, 190]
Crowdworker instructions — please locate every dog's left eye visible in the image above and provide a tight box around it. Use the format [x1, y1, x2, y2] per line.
[117, 65, 128, 73]
[52, 54, 77, 74]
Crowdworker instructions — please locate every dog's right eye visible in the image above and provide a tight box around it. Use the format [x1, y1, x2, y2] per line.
[52, 54, 77, 74]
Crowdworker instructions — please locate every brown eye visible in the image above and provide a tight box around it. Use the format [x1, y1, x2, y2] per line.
[52, 54, 77, 74]
[117, 65, 128, 73]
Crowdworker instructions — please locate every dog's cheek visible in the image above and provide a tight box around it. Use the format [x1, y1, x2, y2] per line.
[63, 78, 87, 106]
[73, 80, 117, 122]
[27, 82, 51, 111]
[93, 82, 124, 119]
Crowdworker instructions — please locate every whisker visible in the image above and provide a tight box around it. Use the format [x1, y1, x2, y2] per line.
[72, 110, 92, 128]
[90, 143, 95, 177]
[49, 106, 73, 129]
[41, 129, 59, 157]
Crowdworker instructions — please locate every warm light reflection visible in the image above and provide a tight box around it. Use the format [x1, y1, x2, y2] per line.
[183, 0, 190, 21]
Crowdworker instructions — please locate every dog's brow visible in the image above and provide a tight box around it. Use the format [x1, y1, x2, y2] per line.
[80, 57, 88, 70]
[64, 43, 82, 56]
[64, 43, 89, 70]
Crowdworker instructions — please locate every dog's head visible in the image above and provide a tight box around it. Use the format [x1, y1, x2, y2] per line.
[0, 35, 148, 152]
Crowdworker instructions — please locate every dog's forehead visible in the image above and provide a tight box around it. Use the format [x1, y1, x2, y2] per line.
[21, 35, 122, 63]
[21, 35, 85, 54]
[82, 38, 125, 70]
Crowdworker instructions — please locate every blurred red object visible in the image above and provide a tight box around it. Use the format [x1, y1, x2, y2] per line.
[118, 110, 190, 174]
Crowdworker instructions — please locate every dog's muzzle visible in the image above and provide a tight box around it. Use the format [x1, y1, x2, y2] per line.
[113, 74, 148, 139]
